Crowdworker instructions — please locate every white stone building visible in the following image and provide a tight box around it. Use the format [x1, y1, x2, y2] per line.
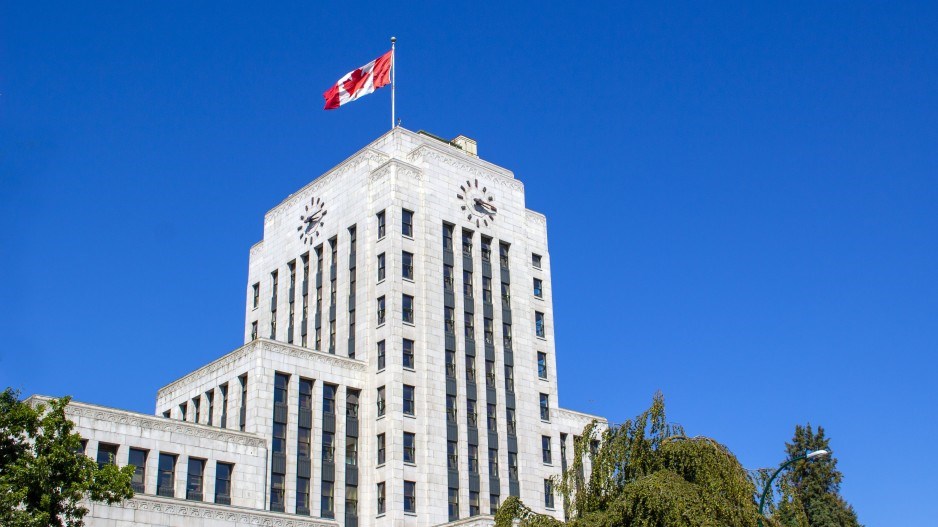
[30, 127, 606, 527]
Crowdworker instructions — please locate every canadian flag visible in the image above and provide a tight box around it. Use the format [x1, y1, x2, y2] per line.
[323, 50, 393, 110]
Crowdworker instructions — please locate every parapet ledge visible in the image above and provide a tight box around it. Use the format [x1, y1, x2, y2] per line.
[100, 493, 338, 527]
[434, 515, 496, 527]
[26, 396, 267, 448]
[525, 209, 547, 226]
[156, 339, 368, 405]
[555, 406, 608, 429]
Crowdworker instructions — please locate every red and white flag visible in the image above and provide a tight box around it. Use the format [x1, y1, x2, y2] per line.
[323, 50, 393, 110]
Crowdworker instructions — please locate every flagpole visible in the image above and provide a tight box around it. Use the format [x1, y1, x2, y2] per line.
[391, 36, 396, 129]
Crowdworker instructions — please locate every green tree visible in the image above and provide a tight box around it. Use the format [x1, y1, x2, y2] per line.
[496, 393, 760, 527]
[772, 424, 861, 527]
[0, 388, 134, 527]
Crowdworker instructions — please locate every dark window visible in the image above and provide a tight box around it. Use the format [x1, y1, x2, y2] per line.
[377, 482, 386, 514]
[377, 295, 386, 325]
[499, 242, 510, 267]
[448, 487, 459, 520]
[271, 473, 285, 511]
[403, 338, 415, 369]
[542, 436, 552, 464]
[272, 423, 286, 456]
[463, 270, 473, 297]
[446, 395, 457, 423]
[239, 374, 248, 431]
[544, 479, 554, 508]
[443, 223, 454, 251]
[507, 408, 517, 436]
[402, 294, 414, 324]
[206, 391, 215, 426]
[157, 453, 176, 497]
[298, 427, 312, 460]
[467, 399, 478, 428]
[193, 396, 201, 423]
[186, 457, 205, 501]
[481, 236, 492, 262]
[404, 432, 416, 464]
[505, 365, 515, 393]
[488, 448, 499, 474]
[536, 311, 546, 338]
[321, 480, 335, 518]
[402, 251, 414, 280]
[444, 264, 454, 290]
[297, 476, 310, 515]
[447, 440, 458, 470]
[464, 312, 474, 339]
[215, 462, 233, 505]
[323, 384, 336, 415]
[219, 383, 228, 428]
[470, 490, 480, 516]
[465, 355, 476, 382]
[540, 393, 550, 421]
[346, 485, 359, 519]
[403, 385, 415, 416]
[299, 378, 313, 411]
[346, 436, 358, 466]
[377, 210, 386, 239]
[503, 322, 512, 348]
[96, 443, 118, 468]
[445, 307, 455, 334]
[377, 433, 386, 465]
[501, 282, 511, 306]
[251, 321, 258, 340]
[129, 448, 147, 493]
[538, 352, 548, 379]
[322, 432, 335, 462]
[534, 278, 543, 298]
[402, 209, 414, 237]
[490, 494, 500, 515]
[179, 402, 187, 422]
[462, 230, 473, 256]
[482, 276, 492, 303]
[252, 282, 260, 309]
[446, 350, 457, 378]
[486, 360, 496, 388]
[347, 389, 360, 419]
[532, 253, 542, 268]
[508, 452, 518, 481]
[404, 481, 416, 513]
[377, 340, 386, 370]
[591, 440, 601, 457]
[377, 386, 386, 417]
[487, 403, 497, 431]
[484, 317, 494, 344]
[377, 253, 386, 281]
[274, 373, 288, 405]
[468, 444, 479, 474]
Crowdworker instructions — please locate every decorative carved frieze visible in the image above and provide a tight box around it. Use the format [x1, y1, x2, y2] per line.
[369, 158, 424, 185]
[525, 210, 547, 226]
[406, 144, 523, 192]
[112, 495, 337, 527]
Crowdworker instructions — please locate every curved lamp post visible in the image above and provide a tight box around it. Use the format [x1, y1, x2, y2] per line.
[757, 449, 830, 527]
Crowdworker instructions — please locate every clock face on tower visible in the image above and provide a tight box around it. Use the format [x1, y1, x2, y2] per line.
[296, 196, 327, 245]
[456, 179, 497, 228]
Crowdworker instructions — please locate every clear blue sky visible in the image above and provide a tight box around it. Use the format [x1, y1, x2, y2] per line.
[2, 2, 936, 524]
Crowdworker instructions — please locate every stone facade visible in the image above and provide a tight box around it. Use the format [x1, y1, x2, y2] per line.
[32, 128, 606, 527]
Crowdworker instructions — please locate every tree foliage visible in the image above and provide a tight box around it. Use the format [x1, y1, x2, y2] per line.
[496, 393, 760, 527]
[772, 424, 861, 527]
[0, 388, 134, 527]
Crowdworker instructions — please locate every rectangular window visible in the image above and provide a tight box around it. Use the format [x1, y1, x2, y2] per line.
[96, 443, 118, 468]
[538, 352, 548, 379]
[444, 264, 454, 290]
[322, 432, 335, 462]
[532, 253, 542, 268]
[508, 452, 519, 481]
[239, 374, 247, 431]
[129, 448, 147, 493]
[482, 276, 492, 303]
[481, 236, 492, 262]
[464, 312, 475, 339]
[503, 322, 512, 348]
[488, 448, 499, 474]
[505, 364, 515, 392]
[346, 436, 358, 466]
[252, 282, 260, 309]
[534, 278, 543, 298]
[469, 444, 479, 474]
[467, 399, 478, 428]
[219, 383, 228, 428]
[448, 488, 459, 521]
[490, 494, 500, 515]
[377, 340, 386, 370]
[215, 462, 233, 505]
[507, 408, 517, 436]
[377, 210, 386, 239]
[443, 223, 454, 251]
[446, 350, 457, 378]
[402, 209, 414, 237]
[445, 307, 455, 334]
[402, 251, 414, 280]
[484, 317, 494, 344]
[469, 490, 480, 516]
[403, 385, 415, 416]
[402, 294, 414, 324]
[298, 427, 312, 460]
[206, 391, 214, 426]
[591, 440, 601, 457]
[274, 372, 288, 406]
[463, 270, 473, 297]
[321, 480, 335, 518]
[403, 338, 415, 369]
[193, 397, 201, 423]
[250, 321, 258, 340]
[179, 402, 187, 421]
[377, 253, 386, 281]
[447, 440, 458, 471]
[272, 423, 286, 456]
[157, 453, 176, 497]
[323, 384, 337, 415]
[540, 393, 550, 421]
[346, 485, 359, 519]
[377, 482, 386, 515]
[542, 435, 552, 464]
[487, 403, 497, 431]
[536, 311, 546, 338]
[465, 355, 476, 382]
[404, 432, 416, 464]
[297, 477, 310, 515]
[446, 395, 457, 423]
[486, 360, 496, 388]
[501, 282, 511, 305]
[404, 481, 416, 513]
[462, 229, 473, 256]
[299, 378, 313, 411]
[499, 242, 510, 267]
[377, 295, 386, 325]
[377, 433, 386, 465]
[347, 389, 360, 419]
[544, 479, 554, 509]
[271, 473, 285, 512]
[377, 386, 386, 417]
[270, 309, 277, 339]
[186, 457, 205, 501]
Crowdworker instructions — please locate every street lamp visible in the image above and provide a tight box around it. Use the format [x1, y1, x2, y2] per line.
[757, 449, 830, 527]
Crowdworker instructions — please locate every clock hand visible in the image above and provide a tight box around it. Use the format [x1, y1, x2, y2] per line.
[474, 198, 497, 212]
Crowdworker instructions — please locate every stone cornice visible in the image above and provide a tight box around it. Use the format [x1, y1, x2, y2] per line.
[102, 494, 337, 527]
[525, 209, 547, 226]
[27, 396, 266, 449]
[265, 147, 390, 225]
[249, 240, 264, 257]
[406, 143, 523, 193]
[556, 407, 607, 428]
[156, 339, 367, 404]
[369, 158, 424, 184]
[434, 515, 496, 527]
